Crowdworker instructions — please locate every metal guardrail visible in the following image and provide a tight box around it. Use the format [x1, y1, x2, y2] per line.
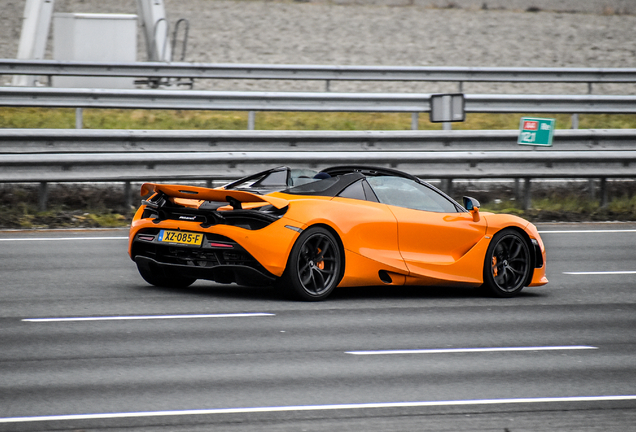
[2, 147, 635, 210]
[2, 150, 635, 183]
[2, 87, 636, 114]
[1, 128, 634, 153]
[3, 59, 636, 84]
[2, 128, 634, 210]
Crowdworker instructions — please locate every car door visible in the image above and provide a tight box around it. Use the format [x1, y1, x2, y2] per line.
[366, 176, 487, 283]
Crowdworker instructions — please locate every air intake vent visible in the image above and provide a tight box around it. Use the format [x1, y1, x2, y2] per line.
[378, 270, 393, 284]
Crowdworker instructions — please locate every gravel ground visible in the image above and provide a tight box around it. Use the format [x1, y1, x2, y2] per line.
[1, 0, 635, 94]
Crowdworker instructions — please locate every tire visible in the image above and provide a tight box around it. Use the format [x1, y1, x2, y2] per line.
[137, 262, 196, 288]
[482, 229, 531, 298]
[281, 227, 342, 301]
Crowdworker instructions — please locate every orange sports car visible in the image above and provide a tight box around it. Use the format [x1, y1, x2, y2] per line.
[128, 166, 547, 301]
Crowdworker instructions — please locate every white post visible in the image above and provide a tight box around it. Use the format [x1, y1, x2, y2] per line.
[248, 111, 256, 130]
[136, 0, 171, 62]
[75, 108, 83, 129]
[13, 0, 55, 86]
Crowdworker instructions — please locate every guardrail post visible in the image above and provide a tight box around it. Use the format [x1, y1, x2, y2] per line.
[247, 111, 256, 130]
[38, 182, 48, 212]
[75, 108, 83, 129]
[124, 181, 132, 208]
[411, 112, 418, 130]
[588, 179, 596, 200]
[523, 178, 532, 211]
[600, 178, 608, 208]
[571, 113, 579, 129]
[441, 178, 453, 196]
[325, 80, 331, 92]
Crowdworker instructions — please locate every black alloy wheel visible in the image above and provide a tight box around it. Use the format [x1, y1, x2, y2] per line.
[283, 227, 342, 301]
[136, 262, 197, 288]
[482, 229, 531, 297]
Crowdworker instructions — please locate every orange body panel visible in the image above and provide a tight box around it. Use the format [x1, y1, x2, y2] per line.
[279, 196, 409, 275]
[388, 206, 487, 285]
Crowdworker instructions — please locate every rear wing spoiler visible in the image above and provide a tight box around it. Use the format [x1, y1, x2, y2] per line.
[140, 183, 289, 209]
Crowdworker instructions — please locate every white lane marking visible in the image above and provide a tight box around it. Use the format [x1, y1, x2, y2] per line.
[1, 395, 635, 424]
[345, 346, 597, 356]
[539, 229, 636, 234]
[563, 271, 636, 275]
[23, 313, 275, 323]
[0, 237, 128, 241]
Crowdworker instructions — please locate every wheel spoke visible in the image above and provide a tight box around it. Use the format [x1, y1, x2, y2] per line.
[495, 270, 507, 285]
[299, 261, 311, 274]
[301, 269, 312, 286]
[313, 268, 326, 291]
[316, 240, 330, 260]
[509, 241, 523, 259]
[507, 266, 524, 275]
[317, 268, 335, 276]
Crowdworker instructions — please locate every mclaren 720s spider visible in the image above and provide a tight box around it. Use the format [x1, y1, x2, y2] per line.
[128, 166, 547, 301]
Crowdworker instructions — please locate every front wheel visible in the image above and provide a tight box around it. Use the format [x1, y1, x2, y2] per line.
[137, 262, 196, 288]
[482, 229, 531, 297]
[281, 227, 342, 301]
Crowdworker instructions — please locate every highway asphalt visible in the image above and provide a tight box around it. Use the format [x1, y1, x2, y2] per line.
[0, 223, 635, 431]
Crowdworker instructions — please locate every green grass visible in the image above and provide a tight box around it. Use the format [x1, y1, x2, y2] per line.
[1, 107, 635, 130]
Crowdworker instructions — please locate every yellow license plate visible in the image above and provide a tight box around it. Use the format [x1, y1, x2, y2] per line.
[158, 230, 203, 246]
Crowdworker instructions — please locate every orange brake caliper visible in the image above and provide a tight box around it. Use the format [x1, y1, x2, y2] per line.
[492, 256, 498, 277]
[316, 248, 325, 270]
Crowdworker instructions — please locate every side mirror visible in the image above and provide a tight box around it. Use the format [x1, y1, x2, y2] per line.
[463, 196, 481, 222]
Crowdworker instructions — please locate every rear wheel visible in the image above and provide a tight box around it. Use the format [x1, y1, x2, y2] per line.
[482, 229, 531, 297]
[136, 262, 196, 288]
[281, 227, 342, 301]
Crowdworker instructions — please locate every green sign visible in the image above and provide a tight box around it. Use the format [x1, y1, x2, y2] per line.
[518, 117, 555, 146]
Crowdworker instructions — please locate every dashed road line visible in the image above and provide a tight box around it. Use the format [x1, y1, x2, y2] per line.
[345, 346, 598, 355]
[23, 313, 275, 323]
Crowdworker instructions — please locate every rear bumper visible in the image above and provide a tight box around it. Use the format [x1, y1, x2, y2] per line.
[135, 255, 276, 287]
[130, 229, 277, 286]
